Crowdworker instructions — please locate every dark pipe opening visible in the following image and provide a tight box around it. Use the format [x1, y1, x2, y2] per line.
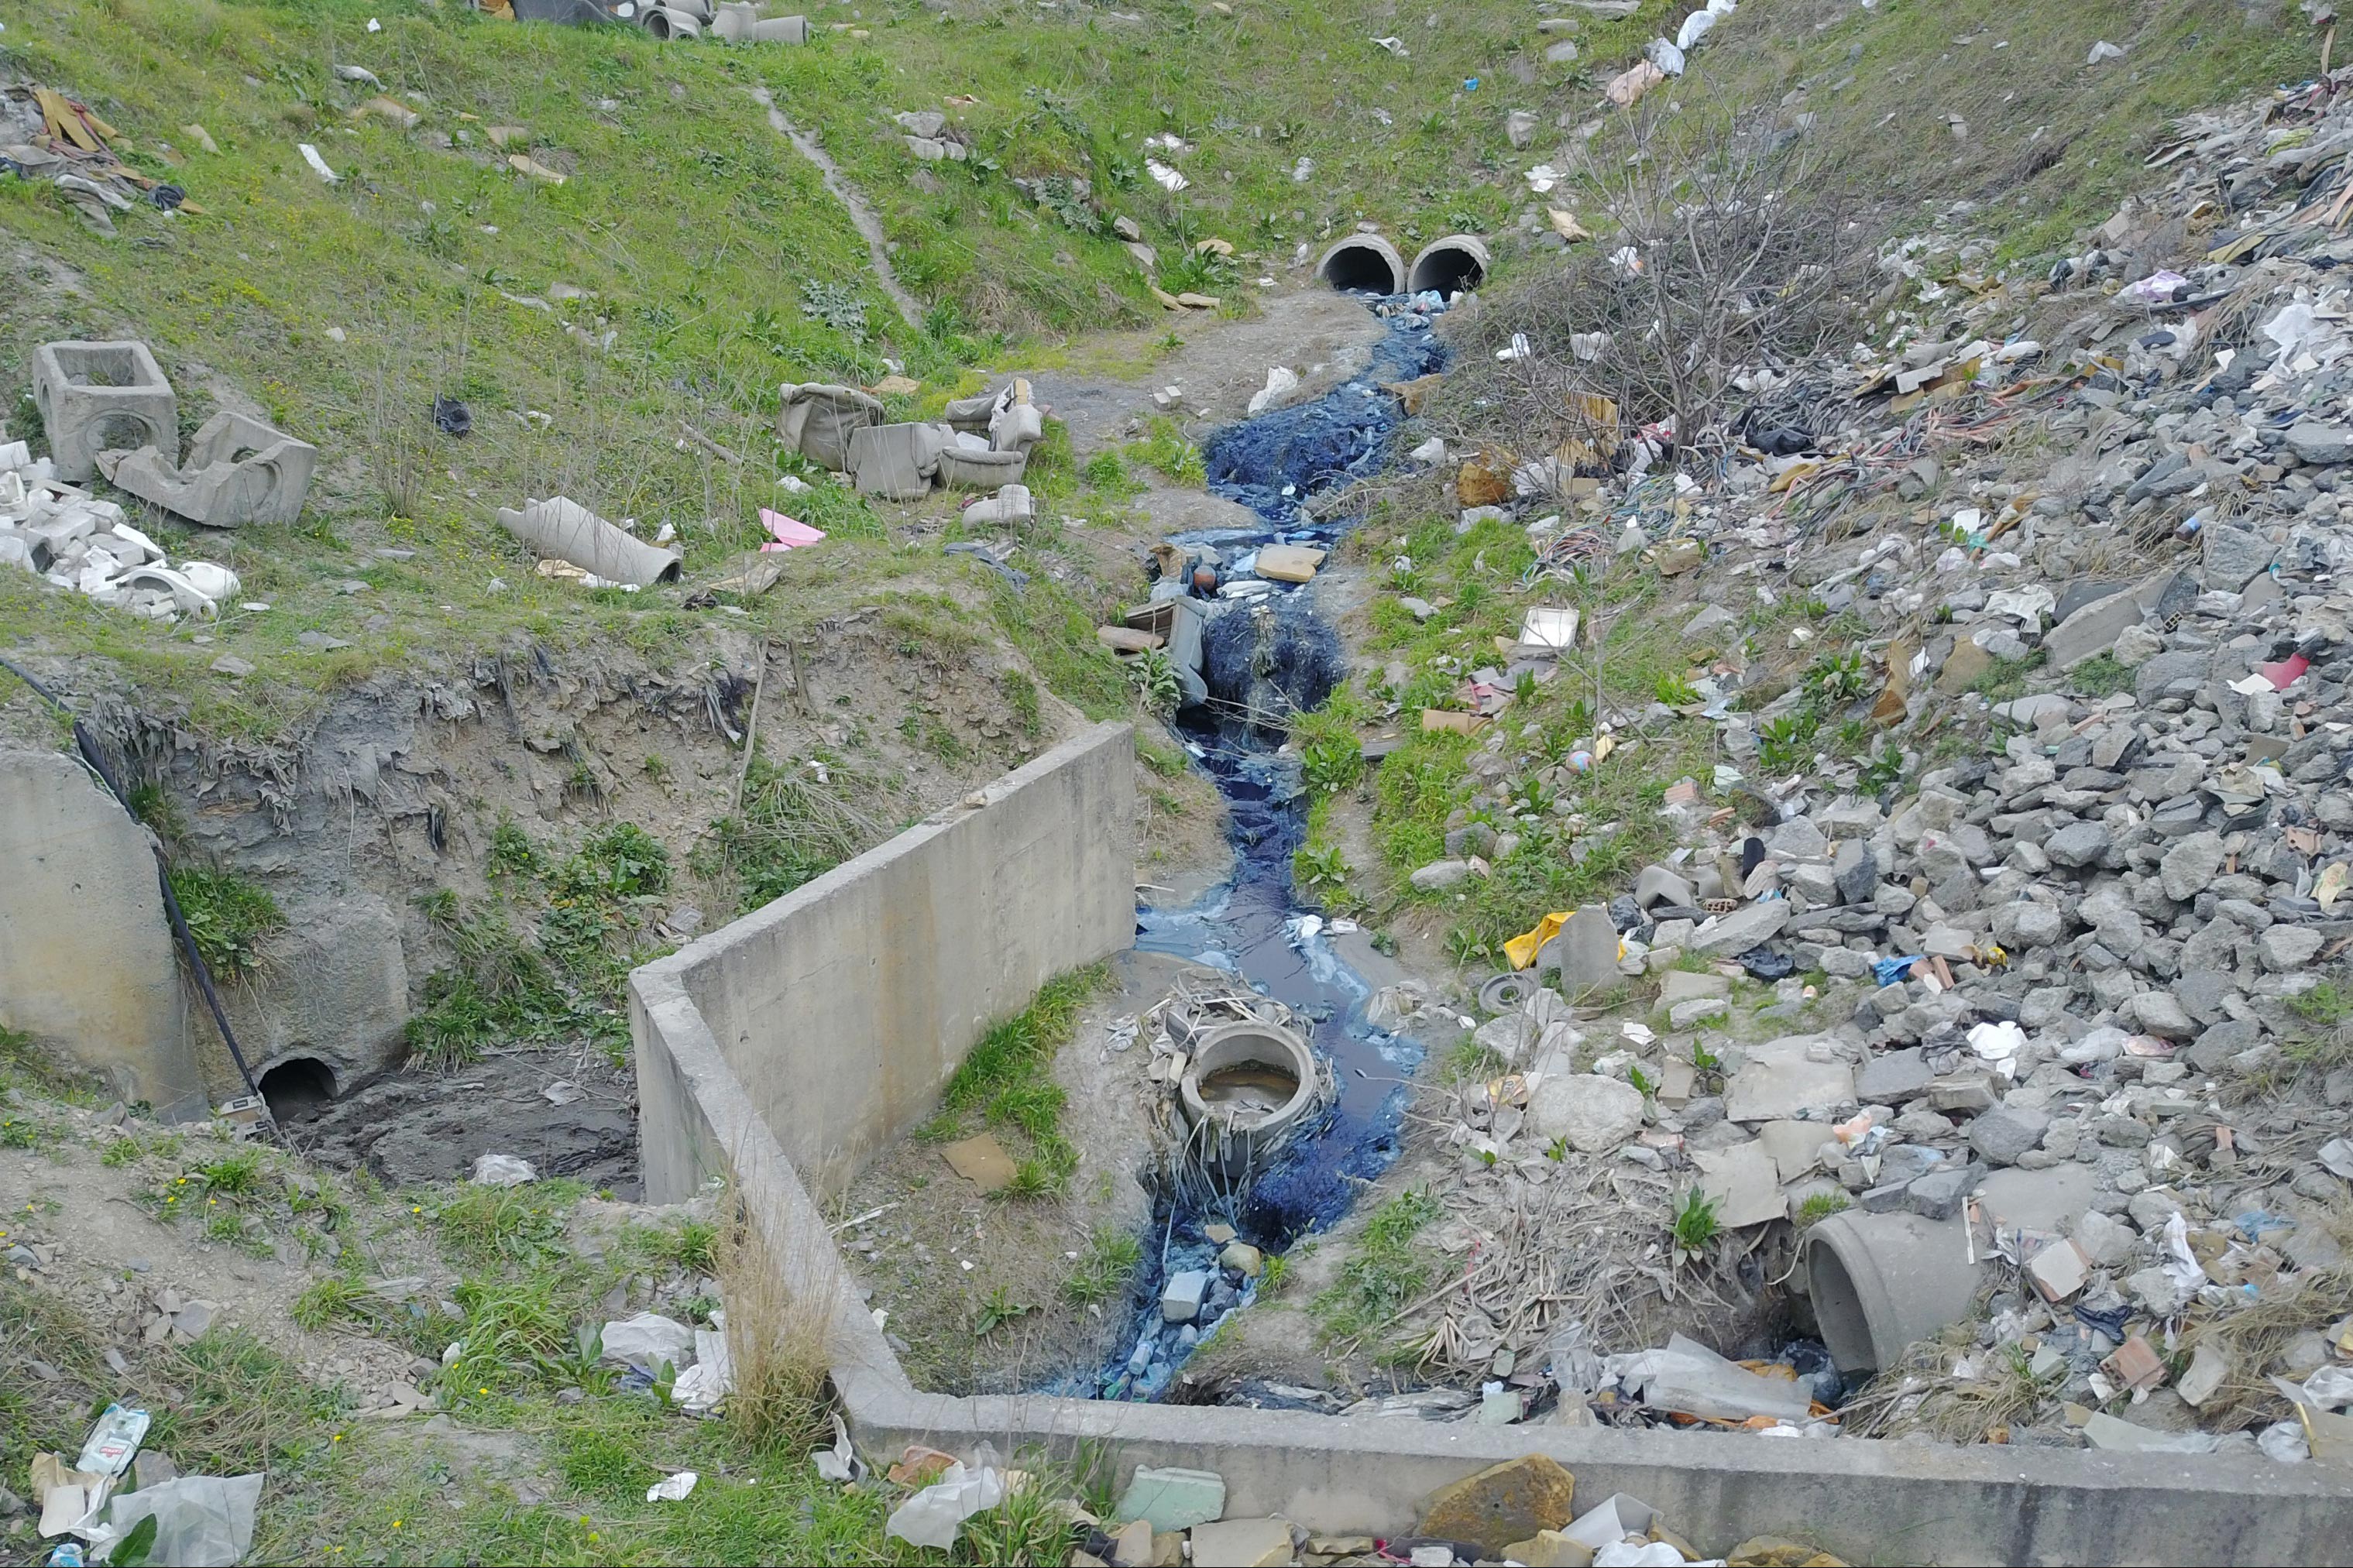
[1409, 245, 1486, 297]
[259, 1056, 338, 1123]
[1319, 243, 1401, 294]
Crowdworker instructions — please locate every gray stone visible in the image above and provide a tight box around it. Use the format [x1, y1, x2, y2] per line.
[1967, 1104, 2051, 1166]
[2043, 588, 2143, 670]
[1528, 1072, 1646, 1154]
[2286, 420, 2353, 465]
[1410, 859, 1474, 891]
[1991, 899, 2064, 948]
[1857, 1048, 1933, 1104]
[2128, 990, 2197, 1041]
[1833, 839, 1877, 905]
[2134, 650, 2208, 705]
[2202, 523, 2275, 591]
[1689, 900, 1791, 956]
[2073, 1208, 2138, 1268]
[1906, 1166, 1976, 1220]
[1551, 906, 1626, 992]
[2159, 832, 2224, 902]
[2259, 924, 2324, 971]
[2045, 821, 2112, 868]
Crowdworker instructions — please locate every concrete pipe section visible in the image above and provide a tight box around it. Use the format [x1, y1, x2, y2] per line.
[1798, 1209, 1984, 1376]
[1179, 1021, 1321, 1175]
[1407, 234, 1489, 299]
[1316, 235, 1407, 296]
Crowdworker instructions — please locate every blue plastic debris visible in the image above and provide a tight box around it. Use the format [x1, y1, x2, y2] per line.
[1871, 955, 1922, 986]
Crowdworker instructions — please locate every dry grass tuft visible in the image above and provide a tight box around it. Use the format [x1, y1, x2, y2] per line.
[716, 1189, 837, 1452]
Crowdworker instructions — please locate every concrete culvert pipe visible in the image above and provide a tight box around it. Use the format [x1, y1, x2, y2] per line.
[1408, 234, 1489, 298]
[1798, 1209, 1984, 1376]
[1317, 235, 1407, 296]
[1179, 1021, 1320, 1174]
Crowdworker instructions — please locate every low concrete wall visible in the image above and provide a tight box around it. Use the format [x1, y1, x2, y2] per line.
[0, 746, 208, 1119]
[632, 721, 1137, 1203]
[627, 722, 2353, 1566]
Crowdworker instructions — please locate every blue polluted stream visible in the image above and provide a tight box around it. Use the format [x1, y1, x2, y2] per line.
[1196, 302, 1448, 534]
[1077, 295, 1449, 1403]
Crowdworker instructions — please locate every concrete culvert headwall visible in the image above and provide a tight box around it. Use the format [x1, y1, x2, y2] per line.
[1317, 235, 1406, 296]
[1408, 235, 1489, 298]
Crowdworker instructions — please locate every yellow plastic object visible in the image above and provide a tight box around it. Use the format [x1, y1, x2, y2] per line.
[1504, 911, 1572, 971]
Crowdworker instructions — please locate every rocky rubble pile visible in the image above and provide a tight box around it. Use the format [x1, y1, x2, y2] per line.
[1365, 60, 2353, 1460]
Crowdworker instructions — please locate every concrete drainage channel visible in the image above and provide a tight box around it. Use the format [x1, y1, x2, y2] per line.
[628, 721, 2351, 1560]
[627, 298, 2353, 1560]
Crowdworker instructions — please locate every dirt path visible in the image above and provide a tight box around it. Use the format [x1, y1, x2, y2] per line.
[1029, 289, 1392, 455]
[750, 86, 927, 332]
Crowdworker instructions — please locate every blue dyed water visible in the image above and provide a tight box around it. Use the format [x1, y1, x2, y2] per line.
[1079, 297, 1448, 1402]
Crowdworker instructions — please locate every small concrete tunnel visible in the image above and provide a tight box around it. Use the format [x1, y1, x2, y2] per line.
[1316, 235, 1407, 295]
[1407, 235, 1489, 298]
[257, 1055, 338, 1122]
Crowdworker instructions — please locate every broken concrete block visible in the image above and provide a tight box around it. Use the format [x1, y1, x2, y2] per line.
[97, 410, 318, 528]
[1187, 1516, 1294, 1567]
[32, 341, 178, 483]
[1159, 1268, 1211, 1323]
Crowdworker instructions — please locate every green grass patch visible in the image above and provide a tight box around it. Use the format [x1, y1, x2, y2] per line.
[933, 964, 1111, 1199]
[1312, 1186, 1439, 1345]
[166, 866, 286, 980]
[1063, 1224, 1145, 1306]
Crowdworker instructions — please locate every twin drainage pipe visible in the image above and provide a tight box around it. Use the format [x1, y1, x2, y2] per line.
[1314, 234, 1489, 298]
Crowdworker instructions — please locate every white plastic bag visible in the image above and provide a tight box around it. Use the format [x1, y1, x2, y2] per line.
[1246, 366, 1300, 414]
[599, 1312, 696, 1374]
[469, 1153, 535, 1186]
[884, 1462, 1005, 1550]
[89, 1474, 263, 1567]
[671, 1328, 733, 1413]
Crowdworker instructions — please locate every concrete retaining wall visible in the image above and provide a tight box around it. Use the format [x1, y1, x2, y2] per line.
[627, 722, 2353, 1566]
[631, 721, 1137, 1203]
[0, 746, 209, 1119]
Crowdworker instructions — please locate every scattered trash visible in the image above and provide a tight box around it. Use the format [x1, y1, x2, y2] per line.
[297, 142, 339, 183]
[497, 496, 684, 588]
[1246, 365, 1300, 414]
[469, 1152, 536, 1186]
[646, 1471, 698, 1503]
[431, 395, 472, 436]
[884, 1461, 1005, 1550]
[599, 1312, 697, 1374]
[757, 508, 826, 551]
[811, 1413, 862, 1483]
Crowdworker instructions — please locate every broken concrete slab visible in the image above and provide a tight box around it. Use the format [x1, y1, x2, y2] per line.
[940, 1133, 1016, 1192]
[1688, 900, 1791, 956]
[1692, 1139, 1785, 1228]
[1723, 1036, 1855, 1123]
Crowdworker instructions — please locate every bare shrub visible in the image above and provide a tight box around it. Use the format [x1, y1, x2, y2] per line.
[1441, 105, 1876, 472]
